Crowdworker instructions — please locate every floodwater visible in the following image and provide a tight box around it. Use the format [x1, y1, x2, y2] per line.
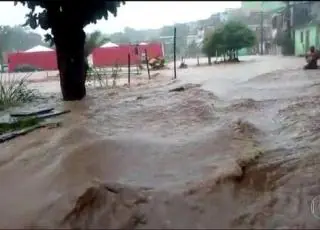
[1, 56, 320, 228]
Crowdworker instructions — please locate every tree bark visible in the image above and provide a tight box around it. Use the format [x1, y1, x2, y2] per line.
[52, 24, 86, 101]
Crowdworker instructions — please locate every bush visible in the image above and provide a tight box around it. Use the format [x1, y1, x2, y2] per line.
[0, 74, 38, 110]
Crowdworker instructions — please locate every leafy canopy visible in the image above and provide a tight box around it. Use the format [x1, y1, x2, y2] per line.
[202, 20, 256, 56]
[84, 31, 110, 57]
[15, 1, 124, 40]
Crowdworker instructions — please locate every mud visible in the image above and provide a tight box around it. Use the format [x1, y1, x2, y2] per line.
[1, 56, 320, 228]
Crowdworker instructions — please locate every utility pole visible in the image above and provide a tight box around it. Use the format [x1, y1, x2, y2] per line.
[260, 11, 264, 55]
[286, 1, 291, 39]
[260, 1, 264, 55]
[285, 1, 294, 55]
[173, 27, 177, 79]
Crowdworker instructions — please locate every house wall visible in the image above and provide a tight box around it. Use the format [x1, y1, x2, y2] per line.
[294, 25, 319, 56]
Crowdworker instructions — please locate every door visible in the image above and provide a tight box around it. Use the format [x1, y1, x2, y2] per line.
[306, 30, 310, 53]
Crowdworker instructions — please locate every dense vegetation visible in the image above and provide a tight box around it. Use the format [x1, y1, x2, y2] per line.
[0, 25, 46, 71]
[84, 31, 110, 59]
[202, 21, 256, 64]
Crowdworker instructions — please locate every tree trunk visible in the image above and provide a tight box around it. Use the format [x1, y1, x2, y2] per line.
[208, 56, 212, 65]
[228, 50, 232, 61]
[52, 25, 86, 101]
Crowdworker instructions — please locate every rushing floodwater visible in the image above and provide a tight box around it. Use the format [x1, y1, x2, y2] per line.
[1, 56, 320, 228]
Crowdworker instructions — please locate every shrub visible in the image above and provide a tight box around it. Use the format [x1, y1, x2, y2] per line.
[0, 73, 38, 110]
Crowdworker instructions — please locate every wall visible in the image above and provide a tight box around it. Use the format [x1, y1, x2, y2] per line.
[8, 51, 57, 72]
[92, 43, 164, 67]
[7, 43, 164, 71]
[294, 25, 318, 56]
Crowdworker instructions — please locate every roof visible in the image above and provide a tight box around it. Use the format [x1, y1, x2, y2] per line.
[101, 42, 119, 48]
[24, 45, 54, 53]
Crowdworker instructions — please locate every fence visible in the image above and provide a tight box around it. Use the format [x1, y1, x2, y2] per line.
[87, 50, 151, 88]
[92, 42, 163, 67]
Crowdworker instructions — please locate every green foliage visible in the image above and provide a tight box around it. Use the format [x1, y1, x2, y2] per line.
[108, 32, 131, 44]
[0, 74, 38, 110]
[0, 25, 45, 69]
[202, 31, 215, 57]
[202, 21, 256, 58]
[84, 31, 110, 57]
[223, 21, 256, 50]
[0, 116, 40, 135]
[15, 1, 125, 39]
[0, 26, 45, 53]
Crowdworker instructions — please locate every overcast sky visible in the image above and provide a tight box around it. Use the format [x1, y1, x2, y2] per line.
[0, 1, 241, 36]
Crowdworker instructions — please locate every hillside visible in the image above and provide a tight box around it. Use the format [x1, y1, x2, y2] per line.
[107, 7, 274, 44]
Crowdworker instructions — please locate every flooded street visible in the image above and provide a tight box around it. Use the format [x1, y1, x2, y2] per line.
[1, 56, 320, 228]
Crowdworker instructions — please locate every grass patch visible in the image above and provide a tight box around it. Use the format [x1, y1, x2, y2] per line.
[0, 117, 42, 135]
[0, 73, 38, 110]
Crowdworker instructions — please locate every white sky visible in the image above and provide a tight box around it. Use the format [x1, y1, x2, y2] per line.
[0, 1, 241, 36]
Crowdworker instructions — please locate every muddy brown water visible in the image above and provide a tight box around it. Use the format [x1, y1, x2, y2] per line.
[1, 56, 320, 228]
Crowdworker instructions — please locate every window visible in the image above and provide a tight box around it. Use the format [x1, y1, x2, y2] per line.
[300, 31, 304, 43]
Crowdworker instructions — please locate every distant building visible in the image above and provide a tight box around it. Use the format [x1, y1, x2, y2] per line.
[159, 36, 174, 58]
[241, 1, 285, 12]
[186, 35, 197, 46]
[238, 3, 278, 54]
[292, 2, 318, 56]
[159, 36, 174, 45]
[219, 11, 229, 22]
[294, 20, 320, 56]
[268, 1, 314, 55]
[196, 28, 205, 46]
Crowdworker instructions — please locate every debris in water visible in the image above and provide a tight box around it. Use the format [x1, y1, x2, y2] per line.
[169, 86, 185, 92]
[10, 107, 54, 117]
[0, 109, 70, 143]
[36, 110, 70, 119]
[0, 117, 40, 135]
[0, 123, 44, 143]
[46, 121, 62, 129]
[136, 95, 148, 100]
[169, 83, 202, 93]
